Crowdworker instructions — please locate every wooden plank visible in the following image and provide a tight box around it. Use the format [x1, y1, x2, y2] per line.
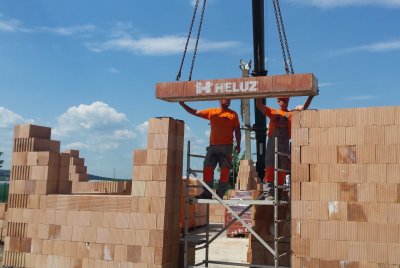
[156, 73, 318, 102]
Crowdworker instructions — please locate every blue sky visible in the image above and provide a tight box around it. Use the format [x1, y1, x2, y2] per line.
[1, 0, 399, 178]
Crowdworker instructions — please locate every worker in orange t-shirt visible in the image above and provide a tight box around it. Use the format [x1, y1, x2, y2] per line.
[256, 96, 314, 200]
[179, 99, 241, 199]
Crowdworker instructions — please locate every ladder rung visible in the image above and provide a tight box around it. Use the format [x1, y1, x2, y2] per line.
[276, 219, 290, 223]
[189, 154, 205, 158]
[279, 251, 291, 258]
[276, 152, 290, 157]
[187, 185, 202, 188]
[276, 168, 290, 173]
[195, 244, 207, 250]
[277, 235, 291, 241]
[276, 185, 290, 190]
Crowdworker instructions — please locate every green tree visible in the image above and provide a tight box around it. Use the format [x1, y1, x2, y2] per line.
[0, 152, 3, 169]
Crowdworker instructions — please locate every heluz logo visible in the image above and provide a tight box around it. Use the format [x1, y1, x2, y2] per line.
[195, 80, 258, 94]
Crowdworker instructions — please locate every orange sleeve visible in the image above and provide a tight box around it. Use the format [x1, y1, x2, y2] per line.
[264, 106, 274, 119]
[197, 108, 213, 120]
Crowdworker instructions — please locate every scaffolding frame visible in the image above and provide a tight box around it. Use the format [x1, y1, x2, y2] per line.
[183, 138, 291, 268]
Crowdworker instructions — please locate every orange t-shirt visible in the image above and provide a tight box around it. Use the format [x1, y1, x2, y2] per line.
[197, 108, 240, 145]
[264, 107, 292, 138]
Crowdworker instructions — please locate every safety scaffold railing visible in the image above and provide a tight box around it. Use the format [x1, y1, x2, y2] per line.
[183, 138, 291, 268]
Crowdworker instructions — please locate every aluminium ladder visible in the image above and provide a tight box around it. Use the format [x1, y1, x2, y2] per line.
[183, 137, 291, 268]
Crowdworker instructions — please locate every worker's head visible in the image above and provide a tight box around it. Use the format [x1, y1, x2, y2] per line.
[277, 97, 290, 110]
[219, 99, 231, 109]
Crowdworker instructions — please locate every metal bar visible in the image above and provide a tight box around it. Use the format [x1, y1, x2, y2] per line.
[189, 154, 206, 158]
[184, 141, 191, 268]
[276, 168, 291, 173]
[276, 152, 290, 157]
[252, 0, 267, 180]
[195, 244, 207, 250]
[276, 185, 290, 190]
[189, 169, 204, 174]
[194, 198, 279, 205]
[205, 203, 209, 267]
[277, 234, 291, 241]
[274, 136, 279, 268]
[207, 260, 271, 267]
[279, 251, 291, 258]
[276, 218, 290, 223]
[197, 179, 276, 255]
[208, 194, 265, 244]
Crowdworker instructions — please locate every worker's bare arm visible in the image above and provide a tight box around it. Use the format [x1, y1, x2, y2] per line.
[179, 102, 201, 117]
[294, 95, 314, 111]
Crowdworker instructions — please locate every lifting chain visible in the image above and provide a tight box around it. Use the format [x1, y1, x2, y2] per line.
[176, 0, 207, 82]
[272, 0, 294, 74]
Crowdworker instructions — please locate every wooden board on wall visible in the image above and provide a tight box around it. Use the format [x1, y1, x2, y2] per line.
[156, 73, 318, 102]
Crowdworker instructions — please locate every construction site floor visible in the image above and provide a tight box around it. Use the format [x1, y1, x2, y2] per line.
[191, 223, 288, 268]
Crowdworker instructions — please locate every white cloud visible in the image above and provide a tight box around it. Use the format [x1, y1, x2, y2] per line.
[63, 142, 90, 150]
[0, 16, 21, 32]
[0, 107, 32, 128]
[330, 40, 400, 56]
[357, 40, 400, 52]
[342, 95, 377, 101]
[135, 121, 148, 136]
[0, 14, 95, 36]
[109, 68, 120, 73]
[112, 129, 136, 140]
[288, 0, 400, 8]
[86, 35, 240, 55]
[35, 24, 96, 36]
[54, 102, 140, 154]
[55, 101, 127, 136]
[319, 82, 334, 87]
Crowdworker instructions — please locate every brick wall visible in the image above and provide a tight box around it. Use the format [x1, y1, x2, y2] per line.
[291, 106, 400, 267]
[3, 117, 184, 268]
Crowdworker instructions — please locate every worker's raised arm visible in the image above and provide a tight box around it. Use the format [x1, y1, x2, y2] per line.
[294, 95, 314, 111]
[179, 102, 200, 117]
[255, 98, 267, 114]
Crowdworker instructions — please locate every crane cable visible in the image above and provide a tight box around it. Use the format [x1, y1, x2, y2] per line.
[176, 0, 207, 82]
[272, 0, 294, 74]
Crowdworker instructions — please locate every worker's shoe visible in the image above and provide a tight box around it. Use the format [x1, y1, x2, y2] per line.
[195, 182, 214, 200]
[216, 182, 229, 199]
[263, 182, 275, 201]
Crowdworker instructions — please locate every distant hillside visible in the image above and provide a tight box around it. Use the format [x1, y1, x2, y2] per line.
[0, 170, 129, 182]
[0, 170, 10, 181]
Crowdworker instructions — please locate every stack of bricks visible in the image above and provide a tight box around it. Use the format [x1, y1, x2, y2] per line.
[291, 107, 400, 267]
[225, 190, 261, 238]
[0, 203, 7, 240]
[67, 149, 88, 182]
[180, 177, 206, 230]
[2, 117, 185, 268]
[4, 124, 62, 267]
[235, 160, 260, 190]
[131, 117, 185, 267]
[209, 204, 225, 223]
[247, 198, 291, 266]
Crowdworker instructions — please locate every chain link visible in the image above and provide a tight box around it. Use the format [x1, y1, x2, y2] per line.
[189, 0, 207, 81]
[176, 0, 200, 81]
[272, 0, 294, 75]
[276, 0, 294, 74]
